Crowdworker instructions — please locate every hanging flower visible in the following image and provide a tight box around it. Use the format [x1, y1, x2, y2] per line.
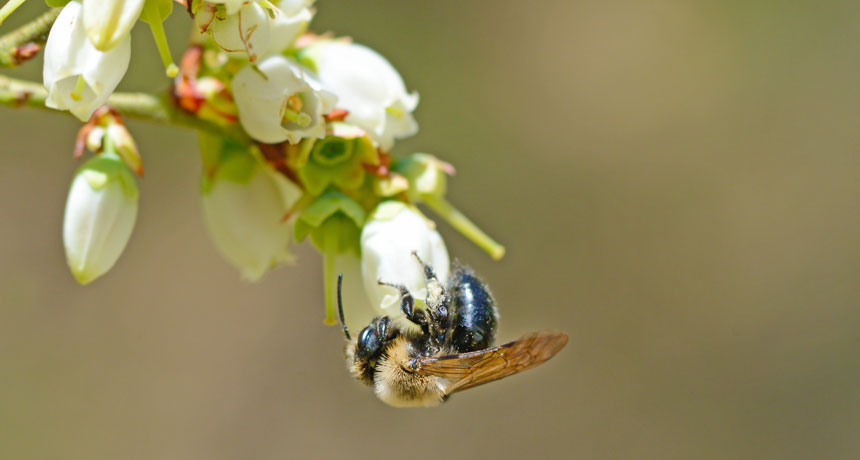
[43, 1, 131, 122]
[201, 147, 303, 281]
[82, 0, 144, 51]
[232, 55, 336, 144]
[301, 40, 419, 151]
[63, 153, 139, 285]
[360, 201, 449, 324]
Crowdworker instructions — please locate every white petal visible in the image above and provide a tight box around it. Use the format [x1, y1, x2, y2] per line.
[303, 41, 419, 149]
[43, 1, 130, 122]
[360, 202, 449, 324]
[265, 4, 312, 56]
[208, 0, 245, 16]
[209, 2, 271, 63]
[277, 0, 314, 15]
[82, 0, 144, 51]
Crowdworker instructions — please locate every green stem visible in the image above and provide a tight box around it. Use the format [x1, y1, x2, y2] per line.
[0, 7, 60, 67]
[0, 0, 28, 26]
[423, 195, 506, 260]
[141, 7, 177, 77]
[0, 74, 249, 142]
[322, 229, 338, 326]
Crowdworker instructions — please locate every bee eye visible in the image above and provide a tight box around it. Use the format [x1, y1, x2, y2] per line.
[356, 326, 380, 360]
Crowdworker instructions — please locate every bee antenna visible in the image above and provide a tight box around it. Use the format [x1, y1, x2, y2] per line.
[337, 273, 351, 340]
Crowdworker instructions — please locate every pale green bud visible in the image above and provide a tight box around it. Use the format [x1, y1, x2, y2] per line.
[63, 153, 139, 285]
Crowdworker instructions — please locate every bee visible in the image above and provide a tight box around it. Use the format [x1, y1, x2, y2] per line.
[337, 252, 568, 407]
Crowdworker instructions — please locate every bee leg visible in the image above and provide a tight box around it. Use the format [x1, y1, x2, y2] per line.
[411, 251, 438, 282]
[410, 251, 449, 330]
[378, 280, 429, 329]
[375, 316, 399, 342]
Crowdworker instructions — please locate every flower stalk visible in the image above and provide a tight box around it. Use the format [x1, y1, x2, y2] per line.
[0, 7, 60, 67]
[0, 0, 28, 26]
[423, 195, 506, 260]
[0, 74, 248, 141]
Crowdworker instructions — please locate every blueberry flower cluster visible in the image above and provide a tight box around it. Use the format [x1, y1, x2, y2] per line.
[0, 1, 504, 328]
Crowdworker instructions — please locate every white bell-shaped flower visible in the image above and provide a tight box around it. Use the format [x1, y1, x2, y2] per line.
[82, 0, 144, 51]
[302, 41, 419, 151]
[63, 154, 139, 285]
[232, 55, 336, 144]
[207, 1, 271, 63]
[43, 1, 131, 122]
[264, 0, 314, 56]
[361, 201, 449, 323]
[201, 152, 302, 281]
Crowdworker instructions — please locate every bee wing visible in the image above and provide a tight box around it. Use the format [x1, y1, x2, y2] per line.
[414, 330, 568, 395]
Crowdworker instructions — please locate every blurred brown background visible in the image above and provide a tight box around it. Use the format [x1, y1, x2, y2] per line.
[2, 0, 860, 458]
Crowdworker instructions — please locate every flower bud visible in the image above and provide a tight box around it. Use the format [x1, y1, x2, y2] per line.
[360, 202, 449, 322]
[232, 55, 336, 144]
[82, 0, 144, 51]
[394, 153, 453, 201]
[301, 41, 419, 151]
[43, 1, 131, 122]
[201, 149, 302, 281]
[63, 153, 139, 285]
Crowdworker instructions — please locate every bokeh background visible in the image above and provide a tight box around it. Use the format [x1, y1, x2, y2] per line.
[2, 0, 860, 458]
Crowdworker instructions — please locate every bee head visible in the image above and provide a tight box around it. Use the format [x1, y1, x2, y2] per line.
[356, 316, 395, 360]
[347, 316, 398, 385]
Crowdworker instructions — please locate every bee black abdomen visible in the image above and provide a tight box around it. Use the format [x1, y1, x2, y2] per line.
[448, 266, 498, 352]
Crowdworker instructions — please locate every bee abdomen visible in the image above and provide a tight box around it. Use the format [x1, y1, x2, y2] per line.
[448, 266, 498, 352]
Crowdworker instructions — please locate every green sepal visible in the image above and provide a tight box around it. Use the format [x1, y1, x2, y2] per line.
[45, 0, 71, 7]
[140, 0, 172, 24]
[77, 152, 139, 199]
[298, 123, 378, 196]
[199, 134, 258, 194]
[392, 153, 450, 201]
[294, 190, 365, 256]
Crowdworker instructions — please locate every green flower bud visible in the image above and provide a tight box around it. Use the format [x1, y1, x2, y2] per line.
[393, 153, 453, 201]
